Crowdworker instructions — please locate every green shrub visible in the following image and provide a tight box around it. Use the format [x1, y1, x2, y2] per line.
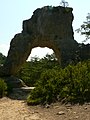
[0, 78, 7, 98]
[27, 60, 90, 105]
[16, 54, 59, 86]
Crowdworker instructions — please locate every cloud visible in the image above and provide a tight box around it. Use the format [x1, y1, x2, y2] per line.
[0, 43, 9, 56]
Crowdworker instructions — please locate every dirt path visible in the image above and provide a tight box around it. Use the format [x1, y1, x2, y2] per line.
[0, 97, 90, 120]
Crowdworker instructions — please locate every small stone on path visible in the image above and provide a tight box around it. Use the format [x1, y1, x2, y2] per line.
[57, 111, 65, 115]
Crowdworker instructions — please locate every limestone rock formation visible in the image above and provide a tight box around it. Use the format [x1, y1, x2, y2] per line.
[0, 6, 77, 76]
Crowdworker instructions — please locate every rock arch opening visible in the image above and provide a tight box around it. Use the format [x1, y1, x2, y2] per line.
[27, 47, 54, 61]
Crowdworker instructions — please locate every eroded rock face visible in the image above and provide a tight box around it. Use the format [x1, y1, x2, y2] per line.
[0, 6, 77, 76]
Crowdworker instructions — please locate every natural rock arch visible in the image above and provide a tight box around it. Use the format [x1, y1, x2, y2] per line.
[0, 6, 78, 76]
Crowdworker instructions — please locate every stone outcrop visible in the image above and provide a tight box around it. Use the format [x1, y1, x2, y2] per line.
[0, 6, 78, 76]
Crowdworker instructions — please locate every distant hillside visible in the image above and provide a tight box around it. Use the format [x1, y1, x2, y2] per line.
[0, 53, 6, 64]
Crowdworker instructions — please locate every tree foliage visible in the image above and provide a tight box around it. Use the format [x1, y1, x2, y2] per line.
[27, 60, 90, 105]
[0, 53, 6, 65]
[16, 53, 90, 105]
[76, 13, 90, 42]
[0, 78, 7, 98]
[16, 53, 59, 86]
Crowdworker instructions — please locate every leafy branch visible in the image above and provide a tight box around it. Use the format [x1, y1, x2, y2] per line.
[76, 13, 90, 42]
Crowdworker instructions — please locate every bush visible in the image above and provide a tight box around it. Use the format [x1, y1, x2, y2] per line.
[0, 78, 7, 98]
[27, 69, 60, 105]
[27, 60, 90, 105]
[16, 54, 59, 86]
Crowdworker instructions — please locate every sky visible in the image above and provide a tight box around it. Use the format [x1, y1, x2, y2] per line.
[0, 0, 90, 59]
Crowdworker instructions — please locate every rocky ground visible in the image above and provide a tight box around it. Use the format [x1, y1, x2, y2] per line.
[0, 97, 90, 120]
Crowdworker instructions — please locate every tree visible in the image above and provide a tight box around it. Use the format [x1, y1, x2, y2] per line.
[0, 53, 6, 65]
[76, 13, 90, 42]
[60, 0, 69, 7]
[16, 53, 59, 86]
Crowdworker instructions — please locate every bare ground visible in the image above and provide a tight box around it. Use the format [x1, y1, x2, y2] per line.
[0, 97, 90, 120]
